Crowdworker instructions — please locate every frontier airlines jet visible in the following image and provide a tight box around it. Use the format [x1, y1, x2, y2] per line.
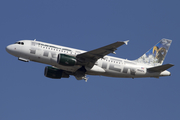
[6, 39, 174, 82]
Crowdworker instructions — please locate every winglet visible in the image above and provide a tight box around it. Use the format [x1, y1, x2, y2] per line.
[124, 40, 129, 45]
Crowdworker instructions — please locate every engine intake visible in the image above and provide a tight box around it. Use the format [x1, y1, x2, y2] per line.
[57, 54, 76, 66]
[44, 66, 69, 79]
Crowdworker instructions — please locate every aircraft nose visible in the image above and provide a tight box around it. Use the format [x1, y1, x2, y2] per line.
[6, 44, 14, 54]
[6, 45, 11, 53]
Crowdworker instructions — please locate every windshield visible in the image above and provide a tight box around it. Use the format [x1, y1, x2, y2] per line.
[15, 42, 24, 45]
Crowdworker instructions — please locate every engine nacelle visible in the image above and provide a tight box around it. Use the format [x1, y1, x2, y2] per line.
[44, 66, 69, 79]
[57, 54, 76, 66]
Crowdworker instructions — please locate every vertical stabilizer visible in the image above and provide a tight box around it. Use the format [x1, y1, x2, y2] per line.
[135, 39, 172, 66]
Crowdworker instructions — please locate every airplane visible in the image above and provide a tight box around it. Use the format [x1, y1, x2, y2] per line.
[6, 38, 174, 82]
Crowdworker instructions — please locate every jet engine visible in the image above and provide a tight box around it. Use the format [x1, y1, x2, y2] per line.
[57, 54, 76, 66]
[44, 66, 69, 79]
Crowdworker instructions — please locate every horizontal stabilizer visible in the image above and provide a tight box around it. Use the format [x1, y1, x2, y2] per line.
[147, 64, 174, 72]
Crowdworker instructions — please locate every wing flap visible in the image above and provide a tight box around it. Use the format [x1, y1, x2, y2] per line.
[147, 64, 174, 72]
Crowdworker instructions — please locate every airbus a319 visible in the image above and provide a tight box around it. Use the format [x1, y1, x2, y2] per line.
[6, 39, 174, 82]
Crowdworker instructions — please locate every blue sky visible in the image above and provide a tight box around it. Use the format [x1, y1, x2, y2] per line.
[1, 0, 179, 120]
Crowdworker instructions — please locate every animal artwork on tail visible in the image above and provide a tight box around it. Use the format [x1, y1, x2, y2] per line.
[135, 39, 172, 66]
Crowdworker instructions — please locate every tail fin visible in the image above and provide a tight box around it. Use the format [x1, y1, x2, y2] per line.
[135, 38, 172, 66]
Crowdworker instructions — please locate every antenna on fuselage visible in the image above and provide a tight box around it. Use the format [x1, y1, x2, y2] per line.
[34, 39, 36, 41]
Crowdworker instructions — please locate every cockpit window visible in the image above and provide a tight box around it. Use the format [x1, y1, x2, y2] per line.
[15, 42, 24, 45]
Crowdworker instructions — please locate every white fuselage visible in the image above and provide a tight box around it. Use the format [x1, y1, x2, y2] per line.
[6, 40, 171, 79]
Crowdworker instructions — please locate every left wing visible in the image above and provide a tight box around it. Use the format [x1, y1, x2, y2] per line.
[76, 40, 129, 67]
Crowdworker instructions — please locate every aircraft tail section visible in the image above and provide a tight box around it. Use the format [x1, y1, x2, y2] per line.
[135, 38, 172, 66]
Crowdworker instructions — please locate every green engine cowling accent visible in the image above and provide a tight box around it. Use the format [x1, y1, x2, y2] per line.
[57, 54, 76, 66]
[44, 66, 69, 79]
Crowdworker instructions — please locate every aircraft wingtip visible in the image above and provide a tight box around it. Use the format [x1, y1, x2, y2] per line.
[124, 40, 129, 45]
